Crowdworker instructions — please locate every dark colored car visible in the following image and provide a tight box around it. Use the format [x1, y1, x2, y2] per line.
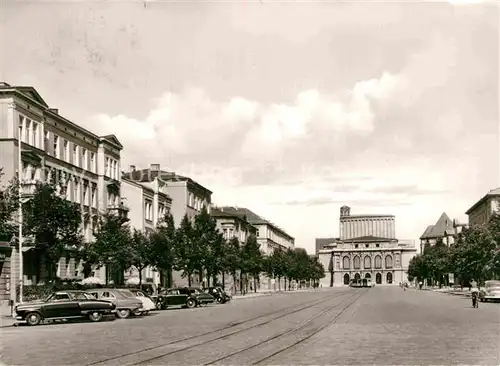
[203, 287, 231, 304]
[155, 287, 215, 310]
[86, 288, 143, 319]
[14, 290, 116, 326]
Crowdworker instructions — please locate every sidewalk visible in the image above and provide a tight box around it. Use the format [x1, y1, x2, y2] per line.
[418, 286, 472, 298]
[231, 287, 320, 300]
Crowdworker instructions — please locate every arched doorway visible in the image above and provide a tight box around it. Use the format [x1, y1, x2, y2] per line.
[386, 272, 393, 284]
[354, 273, 361, 281]
[365, 273, 371, 279]
[376, 273, 382, 284]
[343, 273, 350, 285]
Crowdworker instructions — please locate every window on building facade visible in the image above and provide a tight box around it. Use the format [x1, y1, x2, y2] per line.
[376, 243, 380, 248]
[342, 256, 350, 270]
[74, 178, 80, 204]
[364, 256, 371, 269]
[54, 136, 60, 158]
[223, 228, 228, 239]
[90, 152, 96, 173]
[83, 182, 89, 206]
[105, 158, 110, 176]
[24, 118, 30, 143]
[63, 141, 69, 162]
[82, 148, 87, 170]
[145, 200, 153, 221]
[385, 255, 393, 269]
[73, 145, 79, 167]
[395, 253, 400, 267]
[32, 122, 38, 147]
[355, 244, 359, 248]
[353, 256, 361, 269]
[44, 131, 50, 154]
[374, 255, 382, 269]
[365, 244, 369, 248]
[91, 184, 97, 208]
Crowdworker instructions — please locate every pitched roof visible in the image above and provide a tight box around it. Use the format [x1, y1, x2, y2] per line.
[100, 134, 123, 149]
[466, 187, 500, 215]
[123, 169, 212, 194]
[0, 84, 50, 108]
[217, 206, 294, 240]
[419, 225, 434, 240]
[421, 212, 454, 239]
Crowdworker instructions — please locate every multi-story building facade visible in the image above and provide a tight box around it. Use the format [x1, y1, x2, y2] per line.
[317, 206, 417, 287]
[466, 187, 500, 227]
[122, 164, 212, 287]
[0, 82, 123, 306]
[121, 175, 172, 286]
[213, 206, 295, 291]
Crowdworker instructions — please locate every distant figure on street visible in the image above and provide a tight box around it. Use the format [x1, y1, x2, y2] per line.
[419, 281, 423, 290]
[470, 279, 479, 308]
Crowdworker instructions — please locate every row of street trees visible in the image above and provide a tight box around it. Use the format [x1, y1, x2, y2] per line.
[0, 175, 325, 293]
[408, 213, 500, 287]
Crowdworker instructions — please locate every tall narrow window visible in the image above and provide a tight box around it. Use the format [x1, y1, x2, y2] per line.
[90, 152, 95, 173]
[54, 136, 60, 158]
[63, 141, 69, 162]
[82, 148, 87, 169]
[32, 122, 38, 148]
[73, 145, 79, 166]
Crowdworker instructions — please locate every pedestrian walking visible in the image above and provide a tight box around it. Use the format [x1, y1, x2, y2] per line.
[471, 279, 479, 308]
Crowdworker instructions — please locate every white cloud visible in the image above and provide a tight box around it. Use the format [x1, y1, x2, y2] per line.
[85, 70, 401, 168]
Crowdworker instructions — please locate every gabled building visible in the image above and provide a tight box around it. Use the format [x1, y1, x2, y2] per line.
[0, 82, 124, 306]
[210, 207, 257, 244]
[419, 212, 457, 253]
[466, 187, 500, 227]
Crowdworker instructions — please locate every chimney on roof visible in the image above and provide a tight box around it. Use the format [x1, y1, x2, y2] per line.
[129, 165, 136, 172]
[48, 108, 59, 114]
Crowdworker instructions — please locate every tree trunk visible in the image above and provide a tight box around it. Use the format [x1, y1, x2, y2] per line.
[232, 271, 237, 295]
[278, 276, 281, 291]
[207, 272, 211, 288]
[198, 270, 203, 286]
[240, 272, 243, 295]
[330, 270, 334, 287]
[188, 271, 192, 287]
[138, 267, 143, 289]
[284, 277, 287, 291]
[222, 272, 226, 289]
[253, 275, 257, 293]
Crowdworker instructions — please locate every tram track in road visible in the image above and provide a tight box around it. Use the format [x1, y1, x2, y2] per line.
[203, 289, 366, 366]
[86, 290, 353, 366]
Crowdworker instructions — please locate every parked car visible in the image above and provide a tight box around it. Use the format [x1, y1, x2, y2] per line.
[128, 288, 157, 315]
[155, 287, 215, 310]
[479, 280, 500, 302]
[14, 290, 116, 326]
[86, 288, 143, 319]
[203, 287, 231, 304]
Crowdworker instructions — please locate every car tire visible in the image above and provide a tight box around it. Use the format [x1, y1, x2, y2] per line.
[186, 298, 196, 308]
[156, 301, 164, 310]
[89, 312, 103, 322]
[116, 309, 131, 319]
[26, 312, 42, 326]
[216, 296, 223, 304]
[133, 310, 143, 316]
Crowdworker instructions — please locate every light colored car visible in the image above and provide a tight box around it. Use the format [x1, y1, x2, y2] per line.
[479, 280, 500, 302]
[86, 288, 143, 319]
[128, 289, 157, 315]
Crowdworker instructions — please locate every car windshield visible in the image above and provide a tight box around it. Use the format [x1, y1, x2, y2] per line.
[117, 289, 136, 298]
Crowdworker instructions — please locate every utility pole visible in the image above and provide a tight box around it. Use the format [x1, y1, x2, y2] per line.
[18, 124, 24, 303]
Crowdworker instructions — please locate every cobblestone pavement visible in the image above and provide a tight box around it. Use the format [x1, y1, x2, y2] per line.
[1, 287, 498, 366]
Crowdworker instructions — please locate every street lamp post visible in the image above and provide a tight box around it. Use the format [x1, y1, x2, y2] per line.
[18, 124, 24, 304]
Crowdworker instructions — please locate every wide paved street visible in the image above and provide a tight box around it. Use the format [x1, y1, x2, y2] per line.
[1, 287, 499, 365]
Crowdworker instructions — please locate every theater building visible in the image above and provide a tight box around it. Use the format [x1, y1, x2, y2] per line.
[317, 206, 417, 287]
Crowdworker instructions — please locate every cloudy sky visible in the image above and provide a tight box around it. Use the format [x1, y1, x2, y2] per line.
[1, 0, 498, 254]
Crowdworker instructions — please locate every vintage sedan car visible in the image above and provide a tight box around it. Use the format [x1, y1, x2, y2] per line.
[86, 288, 143, 319]
[14, 290, 116, 326]
[156, 287, 215, 310]
[128, 288, 157, 315]
[203, 287, 231, 304]
[479, 280, 500, 302]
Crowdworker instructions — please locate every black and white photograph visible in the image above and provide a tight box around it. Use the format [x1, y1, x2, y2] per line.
[0, 0, 499, 365]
